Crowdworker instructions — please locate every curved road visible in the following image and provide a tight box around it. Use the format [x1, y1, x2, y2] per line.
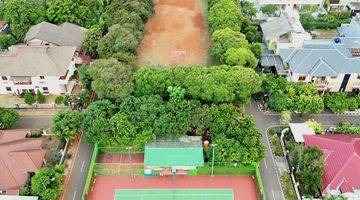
[245, 101, 360, 200]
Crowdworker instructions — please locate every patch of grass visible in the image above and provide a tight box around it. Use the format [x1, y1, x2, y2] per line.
[281, 173, 297, 200]
[196, 165, 256, 176]
[271, 136, 283, 156]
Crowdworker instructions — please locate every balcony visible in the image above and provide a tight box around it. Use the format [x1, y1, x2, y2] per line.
[10, 76, 32, 85]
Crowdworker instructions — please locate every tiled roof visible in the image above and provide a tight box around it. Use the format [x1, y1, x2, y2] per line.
[0, 130, 46, 195]
[304, 134, 360, 193]
[280, 38, 360, 75]
[261, 16, 292, 40]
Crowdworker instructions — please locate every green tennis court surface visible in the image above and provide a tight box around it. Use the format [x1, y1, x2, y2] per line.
[114, 189, 234, 200]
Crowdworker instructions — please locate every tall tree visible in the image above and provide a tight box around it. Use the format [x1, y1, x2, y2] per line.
[51, 109, 81, 141]
[207, 0, 243, 33]
[224, 47, 258, 67]
[0, 107, 20, 129]
[83, 27, 103, 58]
[88, 58, 134, 102]
[30, 165, 64, 200]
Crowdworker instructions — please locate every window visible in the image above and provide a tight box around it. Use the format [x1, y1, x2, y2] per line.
[42, 87, 48, 91]
[6, 87, 11, 91]
[358, 74, 360, 79]
[40, 76, 45, 79]
[331, 76, 337, 79]
[298, 76, 306, 81]
[2, 76, 7, 80]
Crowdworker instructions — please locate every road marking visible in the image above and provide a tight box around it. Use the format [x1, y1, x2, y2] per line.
[264, 159, 268, 170]
[80, 161, 85, 173]
[271, 188, 275, 200]
[72, 190, 77, 200]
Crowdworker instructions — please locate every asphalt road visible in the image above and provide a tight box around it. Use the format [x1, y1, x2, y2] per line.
[14, 115, 53, 129]
[245, 101, 360, 200]
[62, 133, 93, 200]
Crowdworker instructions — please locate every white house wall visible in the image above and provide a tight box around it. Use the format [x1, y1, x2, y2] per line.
[0, 61, 76, 95]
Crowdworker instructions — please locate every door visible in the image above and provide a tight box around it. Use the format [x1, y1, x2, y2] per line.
[339, 74, 351, 92]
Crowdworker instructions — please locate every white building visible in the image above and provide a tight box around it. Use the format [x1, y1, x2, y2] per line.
[0, 45, 77, 95]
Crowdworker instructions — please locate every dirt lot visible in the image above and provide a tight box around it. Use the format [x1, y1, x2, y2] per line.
[136, 0, 210, 67]
[313, 29, 339, 39]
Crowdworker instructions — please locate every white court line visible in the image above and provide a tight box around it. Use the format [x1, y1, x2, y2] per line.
[80, 161, 85, 173]
[72, 190, 77, 200]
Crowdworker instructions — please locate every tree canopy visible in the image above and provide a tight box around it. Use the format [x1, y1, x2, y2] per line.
[207, 0, 243, 33]
[30, 165, 64, 200]
[51, 109, 81, 141]
[88, 58, 134, 102]
[0, 107, 20, 129]
[224, 47, 257, 67]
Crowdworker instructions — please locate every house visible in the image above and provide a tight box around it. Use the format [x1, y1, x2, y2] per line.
[260, 13, 311, 55]
[289, 123, 316, 143]
[279, 37, 360, 92]
[250, 0, 324, 11]
[0, 129, 46, 195]
[339, 14, 360, 37]
[144, 136, 204, 176]
[0, 45, 77, 95]
[304, 134, 360, 198]
[24, 22, 85, 52]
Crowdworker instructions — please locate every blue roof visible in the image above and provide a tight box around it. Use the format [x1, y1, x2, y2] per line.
[339, 16, 360, 37]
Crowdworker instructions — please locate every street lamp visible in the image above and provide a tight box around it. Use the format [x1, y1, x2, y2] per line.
[210, 144, 217, 177]
[125, 146, 134, 178]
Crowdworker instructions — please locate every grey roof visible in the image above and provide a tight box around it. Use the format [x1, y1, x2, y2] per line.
[289, 123, 315, 143]
[261, 16, 292, 40]
[0, 45, 76, 76]
[261, 55, 287, 75]
[339, 15, 360, 37]
[280, 37, 360, 76]
[0, 196, 38, 200]
[24, 22, 85, 50]
[146, 136, 202, 148]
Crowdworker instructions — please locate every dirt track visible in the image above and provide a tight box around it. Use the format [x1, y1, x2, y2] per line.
[136, 0, 210, 67]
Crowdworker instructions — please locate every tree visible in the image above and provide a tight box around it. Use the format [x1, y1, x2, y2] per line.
[305, 119, 322, 134]
[300, 13, 316, 30]
[24, 90, 36, 105]
[2, 0, 46, 41]
[0, 107, 20, 129]
[51, 109, 80, 141]
[250, 43, 262, 59]
[268, 91, 289, 112]
[88, 58, 134, 102]
[78, 65, 92, 91]
[0, 34, 16, 49]
[207, 0, 243, 33]
[81, 100, 116, 144]
[83, 27, 103, 58]
[280, 110, 291, 126]
[240, 0, 257, 19]
[298, 146, 324, 197]
[211, 28, 249, 62]
[333, 121, 360, 134]
[46, 0, 102, 28]
[261, 5, 277, 16]
[30, 165, 64, 200]
[324, 92, 349, 113]
[97, 23, 143, 59]
[224, 47, 258, 67]
[36, 90, 46, 104]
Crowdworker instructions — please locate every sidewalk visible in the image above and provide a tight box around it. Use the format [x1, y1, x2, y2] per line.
[18, 109, 60, 116]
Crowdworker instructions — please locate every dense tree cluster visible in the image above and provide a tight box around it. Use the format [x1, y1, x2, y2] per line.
[207, 0, 261, 65]
[324, 92, 360, 113]
[300, 11, 351, 31]
[263, 75, 324, 114]
[51, 109, 81, 141]
[333, 121, 360, 134]
[0, 107, 20, 129]
[134, 65, 262, 104]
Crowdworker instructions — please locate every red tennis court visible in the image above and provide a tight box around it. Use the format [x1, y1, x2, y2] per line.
[98, 153, 144, 164]
[87, 176, 258, 200]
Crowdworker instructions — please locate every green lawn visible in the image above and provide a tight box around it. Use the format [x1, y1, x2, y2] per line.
[194, 165, 255, 176]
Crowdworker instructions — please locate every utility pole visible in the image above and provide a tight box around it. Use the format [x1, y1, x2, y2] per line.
[211, 144, 217, 177]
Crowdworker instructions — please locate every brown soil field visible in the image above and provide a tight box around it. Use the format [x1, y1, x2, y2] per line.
[135, 0, 210, 67]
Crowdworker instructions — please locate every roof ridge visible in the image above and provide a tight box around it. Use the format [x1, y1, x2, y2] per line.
[0, 154, 21, 187]
[293, 49, 312, 72]
[306, 135, 356, 145]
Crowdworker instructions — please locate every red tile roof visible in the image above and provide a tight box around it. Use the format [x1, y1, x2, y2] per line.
[0, 130, 46, 195]
[304, 134, 360, 194]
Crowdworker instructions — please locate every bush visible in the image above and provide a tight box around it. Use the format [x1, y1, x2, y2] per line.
[261, 5, 277, 16]
[19, 187, 30, 196]
[62, 95, 71, 106]
[46, 151, 62, 166]
[271, 136, 283, 156]
[281, 174, 297, 200]
[0, 107, 20, 129]
[55, 96, 64, 105]
[24, 90, 36, 105]
[36, 90, 46, 104]
[28, 129, 43, 138]
[305, 120, 322, 134]
[324, 92, 349, 113]
[333, 121, 360, 134]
